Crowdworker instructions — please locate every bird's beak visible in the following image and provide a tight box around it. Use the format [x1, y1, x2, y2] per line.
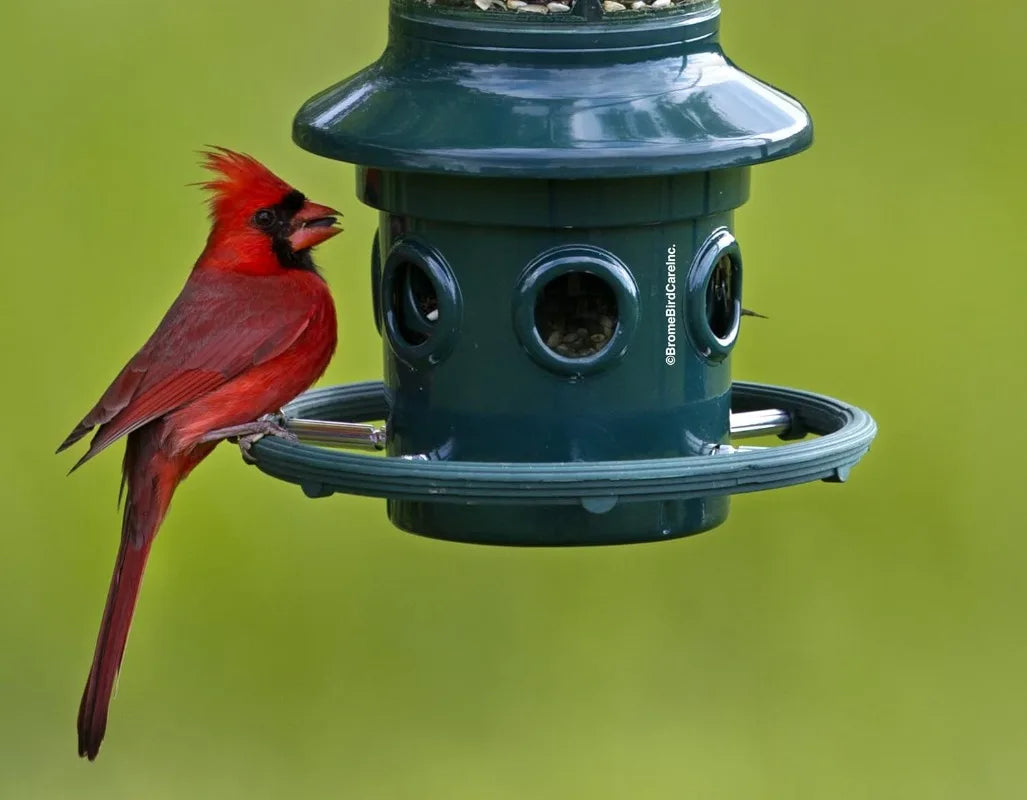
[289, 200, 343, 251]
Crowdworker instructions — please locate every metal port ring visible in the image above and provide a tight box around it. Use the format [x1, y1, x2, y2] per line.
[249, 381, 876, 503]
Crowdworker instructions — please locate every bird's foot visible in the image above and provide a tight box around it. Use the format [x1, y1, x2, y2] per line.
[200, 414, 298, 464]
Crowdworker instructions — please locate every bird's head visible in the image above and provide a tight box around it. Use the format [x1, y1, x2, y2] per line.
[197, 147, 342, 274]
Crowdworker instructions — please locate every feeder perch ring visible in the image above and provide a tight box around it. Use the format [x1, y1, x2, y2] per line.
[249, 381, 875, 506]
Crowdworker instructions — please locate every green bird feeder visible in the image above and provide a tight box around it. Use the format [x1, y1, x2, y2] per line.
[249, 0, 876, 545]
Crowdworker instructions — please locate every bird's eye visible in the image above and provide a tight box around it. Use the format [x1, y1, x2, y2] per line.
[253, 208, 276, 230]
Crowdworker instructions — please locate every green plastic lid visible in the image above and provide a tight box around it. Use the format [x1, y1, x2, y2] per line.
[293, 0, 813, 178]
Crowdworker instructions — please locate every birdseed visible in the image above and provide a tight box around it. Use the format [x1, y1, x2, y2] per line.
[534, 273, 618, 359]
[420, 0, 708, 12]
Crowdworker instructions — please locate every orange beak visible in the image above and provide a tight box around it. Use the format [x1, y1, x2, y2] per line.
[288, 200, 342, 251]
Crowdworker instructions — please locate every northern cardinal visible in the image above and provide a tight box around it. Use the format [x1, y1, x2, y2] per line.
[57, 148, 341, 760]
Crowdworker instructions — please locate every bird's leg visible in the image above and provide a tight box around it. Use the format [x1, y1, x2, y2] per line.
[199, 413, 298, 464]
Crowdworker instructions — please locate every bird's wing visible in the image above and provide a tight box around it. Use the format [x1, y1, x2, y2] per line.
[59, 272, 317, 469]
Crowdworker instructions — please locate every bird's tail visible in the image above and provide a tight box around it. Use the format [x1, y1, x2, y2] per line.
[77, 533, 155, 760]
[77, 425, 192, 761]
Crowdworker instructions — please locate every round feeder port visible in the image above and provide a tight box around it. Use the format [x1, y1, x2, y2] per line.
[381, 237, 462, 367]
[513, 245, 639, 377]
[370, 233, 383, 335]
[687, 228, 742, 362]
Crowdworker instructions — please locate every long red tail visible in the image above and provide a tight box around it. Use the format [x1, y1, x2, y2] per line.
[77, 425, 211, 760]
[77, 535, 154, 759]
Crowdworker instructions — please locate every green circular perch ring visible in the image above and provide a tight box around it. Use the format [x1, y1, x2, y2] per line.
[250, 380, 875, 513]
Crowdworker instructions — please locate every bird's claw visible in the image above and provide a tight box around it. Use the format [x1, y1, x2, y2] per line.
[201, 413, 298, 463]
[236, 434, 261, 465]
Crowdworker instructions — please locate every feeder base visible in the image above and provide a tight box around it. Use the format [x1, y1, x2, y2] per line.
[387, 497, 729, 547]
[248, 380, 876, 548]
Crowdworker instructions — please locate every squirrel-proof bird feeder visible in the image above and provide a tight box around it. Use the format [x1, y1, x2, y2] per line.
[249, 0, 876, 545]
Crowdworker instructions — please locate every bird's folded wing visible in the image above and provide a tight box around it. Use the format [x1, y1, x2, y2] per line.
[59, 274, 316, 468]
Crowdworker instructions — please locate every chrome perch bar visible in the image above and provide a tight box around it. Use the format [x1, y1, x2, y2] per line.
[282, 409, 794, 452]
[285, 419, 387, 450]
[729, 408, 792, 439]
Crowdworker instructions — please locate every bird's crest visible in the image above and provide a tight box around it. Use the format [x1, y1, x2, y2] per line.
[197, 147, 295, 221]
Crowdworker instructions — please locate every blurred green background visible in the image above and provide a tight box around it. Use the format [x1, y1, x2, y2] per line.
[2, 0, 1025, 797]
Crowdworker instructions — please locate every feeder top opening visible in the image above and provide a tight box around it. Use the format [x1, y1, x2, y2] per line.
[293, 0, 811, 178]
[416, 0, 715, 20]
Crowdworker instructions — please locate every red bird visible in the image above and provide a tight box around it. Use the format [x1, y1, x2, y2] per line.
[57, 149, 341, 760]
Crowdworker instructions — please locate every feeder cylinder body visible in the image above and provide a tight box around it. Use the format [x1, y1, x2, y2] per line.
[363, 167, 747, 544]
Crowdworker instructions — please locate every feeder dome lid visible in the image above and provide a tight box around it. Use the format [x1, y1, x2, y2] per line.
[293, 0, 813, 179]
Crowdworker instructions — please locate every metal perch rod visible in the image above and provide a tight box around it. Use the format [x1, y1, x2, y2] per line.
[729, 408, 791, 439]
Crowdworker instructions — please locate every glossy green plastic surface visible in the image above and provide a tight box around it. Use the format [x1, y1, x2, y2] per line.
[361, 166, 747, 541]
[294, 0, 812, 179]
[283, 0, 870, 545]
[365, 168, 747, 467]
